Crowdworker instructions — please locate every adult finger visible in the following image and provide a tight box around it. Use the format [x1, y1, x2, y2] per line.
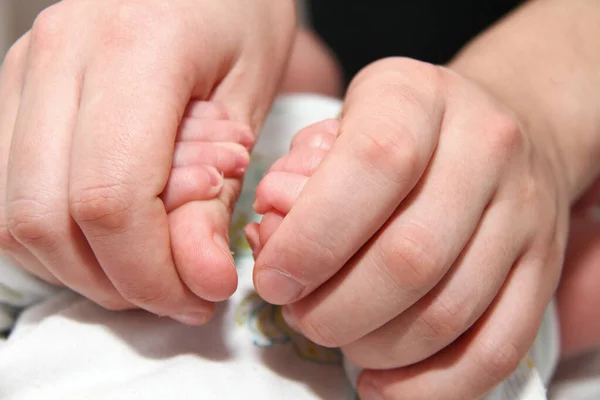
[0, 33, 61, 285]
[357, 252, 562, 400]
[5, 12, 129, 309]
[342, 199, 529, 368]
[282, 98, 514, 347]
[254, 58, 445, 305]
[208, 12, 296, 133]
[68, 33, 210, 318]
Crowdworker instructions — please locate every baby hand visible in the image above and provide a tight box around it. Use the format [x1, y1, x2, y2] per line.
[247, 119, 339, 258]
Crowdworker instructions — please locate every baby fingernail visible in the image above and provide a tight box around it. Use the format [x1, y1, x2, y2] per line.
[256, 268, 305, 305]
[172, 311, 210, 326]
[206, 167, 223, 188]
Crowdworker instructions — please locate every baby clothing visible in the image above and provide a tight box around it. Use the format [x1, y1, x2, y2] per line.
[0, 95, 558, 399]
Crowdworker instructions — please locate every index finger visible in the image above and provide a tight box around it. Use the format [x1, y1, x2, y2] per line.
[68, 40, 213, 321]
[357, 254, 560, 400]
[254, 58, 446, 305]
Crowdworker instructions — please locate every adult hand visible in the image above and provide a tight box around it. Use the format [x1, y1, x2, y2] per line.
[0, 0, 295, 324]
[253, 57, 571, 399]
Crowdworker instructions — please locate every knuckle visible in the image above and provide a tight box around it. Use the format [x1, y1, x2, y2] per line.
[30, 5, 65, 52]
[354, 57, 443, 94]
[6, 198, 61, 251]
[475, 339, 521, 382]
[69, 183, 133, 231]
[376, 224, 442, 294]
[419, 297, 469, 342]
[486, 113, 524, 162]
[345, 61, 446, 186]
[352, 124, 421, 185]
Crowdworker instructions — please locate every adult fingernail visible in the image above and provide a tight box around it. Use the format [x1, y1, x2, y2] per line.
[256, 268, 305, 305]
[172, 311, 210, 326]
[359, 379, 383, 400]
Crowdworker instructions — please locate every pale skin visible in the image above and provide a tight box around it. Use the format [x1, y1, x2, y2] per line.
[250, 119, 600, 395]
[1, 1, 600, 400]
[0, 0, 297, 324]
[251, 0, 600, 399]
